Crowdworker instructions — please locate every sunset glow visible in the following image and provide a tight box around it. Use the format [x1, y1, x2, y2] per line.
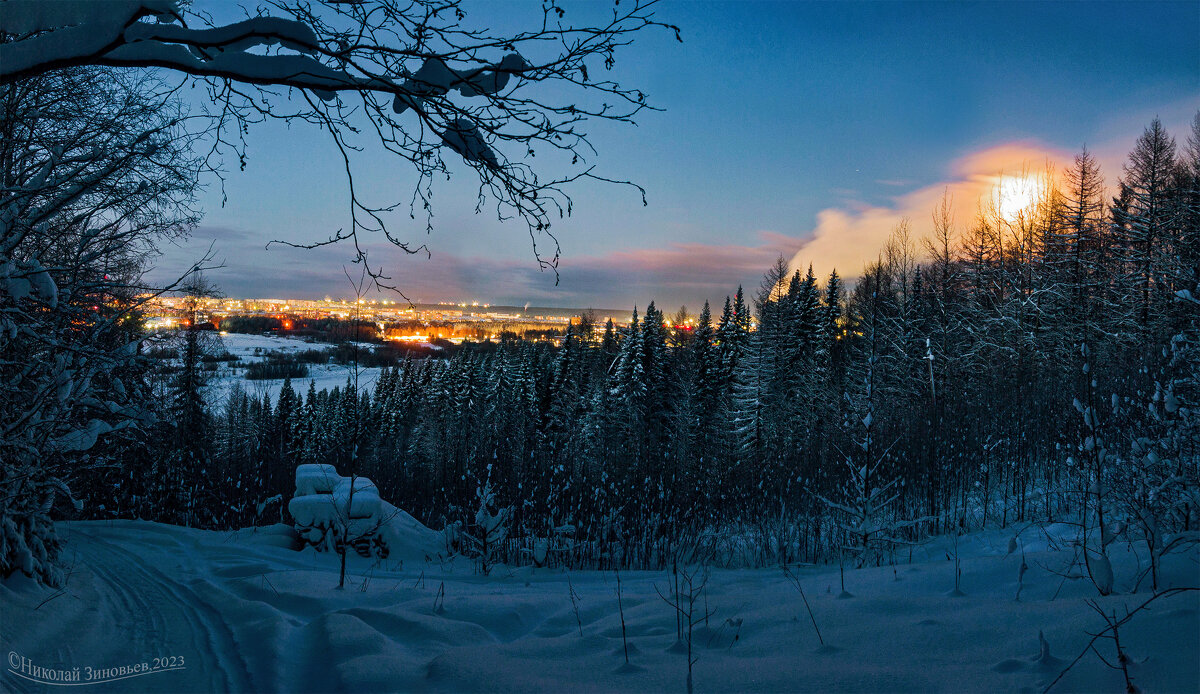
[995, 174, 1046, 223]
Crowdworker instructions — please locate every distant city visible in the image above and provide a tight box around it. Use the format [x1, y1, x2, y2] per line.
[142, 295, 634, 344]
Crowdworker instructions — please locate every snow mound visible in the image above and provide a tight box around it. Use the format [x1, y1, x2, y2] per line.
[287, 466, 439, 560]
[295, 463, 340, 496]
[375, 500, 442, 559]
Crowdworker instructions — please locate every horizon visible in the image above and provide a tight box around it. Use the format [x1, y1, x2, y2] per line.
[153, 293, 639, 318]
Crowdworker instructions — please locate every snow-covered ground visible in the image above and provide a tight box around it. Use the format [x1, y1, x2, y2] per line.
[202, 333, 384, 406]
[3, 518, 1196, 693]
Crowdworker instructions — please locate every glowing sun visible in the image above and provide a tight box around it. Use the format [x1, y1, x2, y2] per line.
[995, 174, 1044, 222]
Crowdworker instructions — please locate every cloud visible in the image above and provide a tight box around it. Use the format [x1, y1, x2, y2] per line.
[146, 225, 804, 310]
[399, 230, 805, 310]
[152, 117, 1195, 309]
[191, 225, 249, 241]
[535, 231, 805, 308]
[788, 104, 1200, 283]
[789, 141, 1072, 280]
[151, 137, 1075, 309]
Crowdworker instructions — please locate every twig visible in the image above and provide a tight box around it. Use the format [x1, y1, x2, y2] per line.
[1043, 587, 1197, 693]
[568, 575, 583, 637]
[616, 569, 630, 664]
[783, 563, 824, 646]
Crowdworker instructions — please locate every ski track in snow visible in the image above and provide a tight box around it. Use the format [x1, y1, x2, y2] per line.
[2, 520, 1197, 693]
[75, 529, 255, 692]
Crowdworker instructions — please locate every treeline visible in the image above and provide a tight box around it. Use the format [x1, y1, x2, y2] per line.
[221, 315, 380, 343]
[238, 344, 421, 378]
[220, 314, 568, 345]
[78, 118, 1199, 572]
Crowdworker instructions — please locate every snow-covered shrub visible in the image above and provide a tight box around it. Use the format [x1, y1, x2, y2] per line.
[286, 465, 444, 572]
[531, 537, 550, 567]
[288, 465, 388, 558]
[464, 473, 509, 575]
[442, 520, 464, 554]
[0, 482, 65, 587]
[295, 463, 341, 497]
[1113, 333, 1200, 591]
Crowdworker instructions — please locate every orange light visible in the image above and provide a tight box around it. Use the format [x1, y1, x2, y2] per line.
[994, 174, 1046, 223]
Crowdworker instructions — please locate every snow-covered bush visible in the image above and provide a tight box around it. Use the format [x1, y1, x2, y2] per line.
[464, 473, 509, 575]
[1113, 333, 1200, 591]
[288, 464, 388, 558]
[0, 482, 66, 586]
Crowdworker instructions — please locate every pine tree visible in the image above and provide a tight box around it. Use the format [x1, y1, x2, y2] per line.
[601, 318, 618, 359]
[689, 301, 720, 518]
[825, 263, 903, 567]
[167, 275, 220, 527]
[1177, 113, 1200, 298]
[733, 285, 751, 333]
[300, 381, 320, 465]
[1112, 118, 1180, 339]
[273, 378, 299, 495]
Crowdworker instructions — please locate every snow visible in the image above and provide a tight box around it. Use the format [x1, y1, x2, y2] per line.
[440, 118, 498, 167]
[289, 473, 381, 529]
[0, 260, 35, 302]
[393, 53, 532, 114]
[289, 466, 438, 561]
[0, 3, 378, 97]
[289, 495, 341, 529]
[25, 258, 57, 308]
[124, 16, 320, 56]
[51, 418, 113, 452]
[0, 1, 175, 35]
[2, 521, 1195, 692]
[217, 332, 322, 355]
[201, 333, 384, 407]
[295, 463, 340, 496]
[1, 12, 136, 80]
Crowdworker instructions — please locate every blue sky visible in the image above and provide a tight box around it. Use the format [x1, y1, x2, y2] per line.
[152, 0, 1199, 310]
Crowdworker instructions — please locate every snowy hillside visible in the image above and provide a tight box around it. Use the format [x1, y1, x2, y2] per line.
[203, 333, 384, 406]
[3, 520, 1195, 693]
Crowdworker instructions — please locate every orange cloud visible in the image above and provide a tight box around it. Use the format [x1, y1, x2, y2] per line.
[790, 141, 1071, 280]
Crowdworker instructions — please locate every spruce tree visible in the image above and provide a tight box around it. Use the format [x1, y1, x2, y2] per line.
[1112, 118, 1180, 340]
